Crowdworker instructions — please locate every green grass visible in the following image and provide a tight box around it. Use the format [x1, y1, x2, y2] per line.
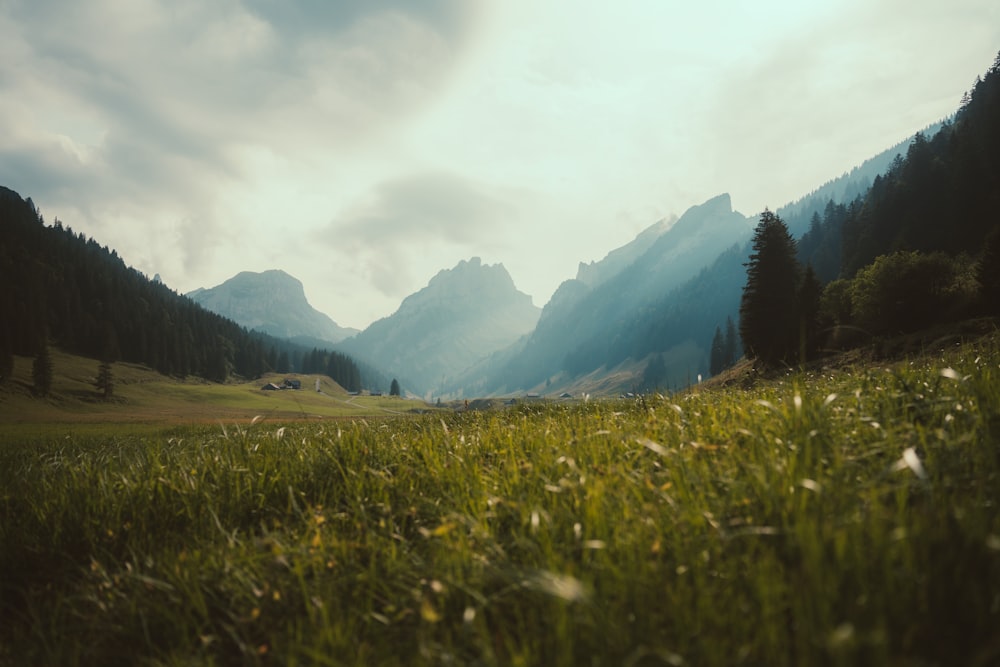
[0, 349, 427, 425]
[2, 337, 999, 665]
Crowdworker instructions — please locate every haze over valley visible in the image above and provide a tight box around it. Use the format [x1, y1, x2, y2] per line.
[3, 11, 1000, 664]
[2, 1, 996, 331]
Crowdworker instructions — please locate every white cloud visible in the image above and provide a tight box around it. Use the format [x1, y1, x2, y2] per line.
[317, 171, 517, 299]
[0, 0, 997, 329]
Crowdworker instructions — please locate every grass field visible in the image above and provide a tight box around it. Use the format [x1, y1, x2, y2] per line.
[1, 337, 999, 665]
[0, 349, 427, 428]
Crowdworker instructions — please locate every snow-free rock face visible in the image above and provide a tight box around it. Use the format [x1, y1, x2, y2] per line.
[336, 257, 541, 396]
[187, 270, 358, 344]
[575, 216, 673, 288]
[467, 194, 755, 394]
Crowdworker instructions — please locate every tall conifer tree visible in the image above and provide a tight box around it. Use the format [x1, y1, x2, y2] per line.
[724, 316, 739, 368]
[33, 341, 53, 397]
[709, 327, 725, 376]
[739, 210, 801, 365]
[0, 325, 13, 382]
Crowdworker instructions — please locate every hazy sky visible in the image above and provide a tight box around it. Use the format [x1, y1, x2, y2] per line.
[2, 1, 997, 329]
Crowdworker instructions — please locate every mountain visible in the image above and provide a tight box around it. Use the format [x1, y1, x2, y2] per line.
[776, 120, 946, 237]
[336, 258, 541, 397]
[539, 56, 1000, 395]
[575, 216, 673, 287]
[0, 192, 362, 388]
[456, 194, 753, 395]
[187, 270, 358, 344]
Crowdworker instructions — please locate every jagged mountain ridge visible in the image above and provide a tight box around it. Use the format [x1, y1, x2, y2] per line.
[187, 270, 358, 344]
[0, 191, 364, 388]
[449, 194, 754, 395]
[575, 216, 673, 287]
[335, 258, 540, 397]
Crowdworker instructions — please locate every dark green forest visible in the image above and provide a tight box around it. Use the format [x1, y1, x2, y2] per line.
[3, 50, 998, 396]
[624, 51, 1000, 378]
[0, 189, 363, 391]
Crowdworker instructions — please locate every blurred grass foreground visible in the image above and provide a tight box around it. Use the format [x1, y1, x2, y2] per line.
[2, 336, 1000, 666]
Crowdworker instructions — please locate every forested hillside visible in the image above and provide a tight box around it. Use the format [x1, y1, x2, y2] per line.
[462, 194, 752, 395]
[817, 57, 1000, 278]
[740, 52, 1000, 365]
[0, 190, 362, 390]
[506, 50, 1000, 392]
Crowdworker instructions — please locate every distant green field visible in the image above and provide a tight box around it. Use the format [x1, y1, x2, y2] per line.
[0, 349, 431, 427]
[2, 337, 999, 665]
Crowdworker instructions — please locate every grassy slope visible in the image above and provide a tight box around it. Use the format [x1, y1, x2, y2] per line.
[0, 349, 429, 428]
[1, 333, 998, 665]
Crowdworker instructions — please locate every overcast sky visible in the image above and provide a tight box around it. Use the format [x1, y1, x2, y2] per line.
[2, 1, 997, 329]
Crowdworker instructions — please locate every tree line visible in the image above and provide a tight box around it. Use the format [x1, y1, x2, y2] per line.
[0, 190, 363, 394]
[736, 52, 1000, 367]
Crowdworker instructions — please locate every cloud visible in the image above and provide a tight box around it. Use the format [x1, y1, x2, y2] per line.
[319, 171, 517, 297]
[700, 0, 1000, 212]
[0, 0, 484, 285]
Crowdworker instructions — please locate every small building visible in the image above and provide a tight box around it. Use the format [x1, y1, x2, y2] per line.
[283, 378, 301, 390]
[261, 382, 282, 391]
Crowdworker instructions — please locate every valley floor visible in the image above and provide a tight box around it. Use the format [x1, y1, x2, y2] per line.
[1, 332, 998, 665]
[0, 348, 429, 428]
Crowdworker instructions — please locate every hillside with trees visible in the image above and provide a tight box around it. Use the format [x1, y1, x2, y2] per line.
[784, 53, 1000, 356]
[0, 190, 364, 391]
[569, 51, 1000, 386]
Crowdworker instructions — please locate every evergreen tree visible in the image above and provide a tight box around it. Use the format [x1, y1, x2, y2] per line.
[0, 325, 13, 382]
[642, 353, 667, 391]
[389, 378, 401, 396]
[739, 210, 801, 366]
[977, 226, 1000, 314]
[95, 361, 114, 399]
[797, 265, 824, 363]
[32, 341, 53, 397]
[723, 316, 739, 368]
[709, 326, 725, 376]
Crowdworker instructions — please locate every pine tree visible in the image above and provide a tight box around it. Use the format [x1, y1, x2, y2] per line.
[739, 210, 801, 366]
[0, 324, 13, 382]
[95, 361, 114, 399]
[723, 316, 739, 368]
[797, 265, 824, 363]
[642, 353, 667, 390]
[33, 341, 53, 397]
[390, 378, 401, 396]
[977, 226, 1000, 315]
[709, 326, 725, 376]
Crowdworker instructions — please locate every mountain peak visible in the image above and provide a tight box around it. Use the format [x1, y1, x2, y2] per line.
[576, 217, 673, 287]
[187, 270, 357, 343]
[422, 257, 521, 302]
[668, 193, 738, 236]
[340, 257, 541, 395]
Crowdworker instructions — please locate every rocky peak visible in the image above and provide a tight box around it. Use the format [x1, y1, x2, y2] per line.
[186, 270, 357, 343]
[338, 257, 540, 395]
[400, 257, 533, 313]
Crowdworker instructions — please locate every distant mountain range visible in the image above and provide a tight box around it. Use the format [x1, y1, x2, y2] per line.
[155, 121, 975, 398]
[334, 258, 540, 397]
[445, 193, 754, 396]
[8, 55, 996, 399]
[187, 270, 358, 345]
[0, 197, 364, 388]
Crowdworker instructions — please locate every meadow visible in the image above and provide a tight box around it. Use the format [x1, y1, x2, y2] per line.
[0, 348, 422, 428]
[1, 336, 999, 666]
